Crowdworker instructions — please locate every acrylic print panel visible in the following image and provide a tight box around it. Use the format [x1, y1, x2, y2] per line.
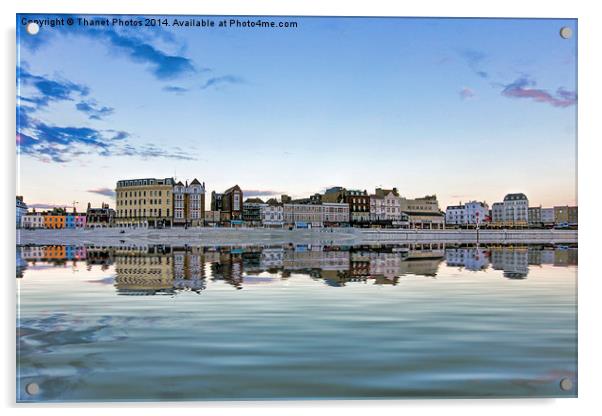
[16, 14, 577, 402]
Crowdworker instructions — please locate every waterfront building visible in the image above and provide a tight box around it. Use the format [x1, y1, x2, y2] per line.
[321, 186, 346, 203]
[399, 195, 445, 229]
[491, 193, 529, 227]
[283, 203, 323, 228]
[115, 178, 174, 228]
[173, 179, 206, 227]
[21, 211, 44, 229]
[260, 199, 284, 227]
[370, 188, 401, 221]
[210, 191, 224, 212]
[492, 202, 504, 224]
[43, 212, 65, 229]
[528, 206, 542, 227]
[541, 208, 555, 226]
[204, 211, 221, 226]
[504, 193, 529, 226]
[568, 206, 578, 226]
[75, 213, 87, 228]
[242, 198, 267, 226]
[16, 196, 27, 228]
[65, 212, 76, 229]
[220, 185, 244, 222]
[283, 202, 349, 228]
[445, 205, 465, 226]
[446, 201, 489, 227]
[86, 202, 116, 228]
[322, 203, 350, 226]
[344, 190, 370, 224]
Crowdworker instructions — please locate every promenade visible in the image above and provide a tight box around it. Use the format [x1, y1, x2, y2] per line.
[17, 227, 578, 247]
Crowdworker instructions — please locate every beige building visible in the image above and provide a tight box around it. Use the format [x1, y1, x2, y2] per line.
[115, 177, 175, 228]
[399, 195, 445, 229]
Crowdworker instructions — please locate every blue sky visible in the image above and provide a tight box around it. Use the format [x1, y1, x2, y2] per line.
[16, 15, 577, 210]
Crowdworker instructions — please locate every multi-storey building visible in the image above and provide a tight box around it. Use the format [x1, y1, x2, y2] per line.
[503, 193, 529, 226]
[399, 195, 445, 229]
[344, 190, 370, 223]
[212, 185, 243, 222]
[115, 178, 174, 228]
[322, 203, 350, 226]
[528, 206, 542, 227]
[86, 202, 116, 228]
[16, 196, 27, 228]
[492, 202, 504, 223]
[445, 205, 465, 226]
[321, 186, 346, 203]
[283, 203, 323, 228]
[21, 212, 44, 229]
[283, 203, 349, 228]
[491, 193, 529, 227]
[541, 207, 555, 226]
[43, 213, 65, 229]
[242, 198, 267, 226]
[370, 188, 401, 221]
[260, 199, 284, 227]
[210, 191, 224, 212]
[568, 206, 578, 226]
[446, 201, 489, 226]
[75, 213, 87, 228]
[554, 206, 569, 225]
[173, 179, 206, 227]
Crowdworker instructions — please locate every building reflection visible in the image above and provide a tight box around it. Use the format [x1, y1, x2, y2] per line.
[17, 243, 578, 288]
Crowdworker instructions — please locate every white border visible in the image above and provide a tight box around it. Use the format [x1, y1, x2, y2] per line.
[2, 0, 600, 414]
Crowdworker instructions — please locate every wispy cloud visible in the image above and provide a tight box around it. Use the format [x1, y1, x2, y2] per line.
[18, 67, 89, 107]
[501, 77, 577, 108]
[458, 49, 488, 79]
[459, 87, 475, 100]
[243, 189, 282, 198]
[90, 27, 195, 80]
[17, 105, 196, 163]
[87, 187, 115, 198]
[162, 85, 188, 94]
[76, 100, 114, 120]
[200, 75, 244, 90]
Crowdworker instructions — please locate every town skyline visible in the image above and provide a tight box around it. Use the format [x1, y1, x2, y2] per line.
[17, 16, 577, 211]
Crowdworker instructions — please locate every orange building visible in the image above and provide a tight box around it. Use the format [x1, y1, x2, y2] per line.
[43, 214, 65, 229]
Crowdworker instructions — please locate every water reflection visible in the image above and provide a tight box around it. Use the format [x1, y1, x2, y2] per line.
[18, 243, 578, 294]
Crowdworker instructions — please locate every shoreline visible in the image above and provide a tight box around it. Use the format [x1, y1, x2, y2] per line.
[16, 228, 578, 246]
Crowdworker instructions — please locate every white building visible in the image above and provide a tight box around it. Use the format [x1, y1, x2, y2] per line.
[445, 205, 465, 226]
[446, 201, 489, 226]
[370, 188, 401, 221]
[21, 212, 44, 229]
[260, 204, 284, 227]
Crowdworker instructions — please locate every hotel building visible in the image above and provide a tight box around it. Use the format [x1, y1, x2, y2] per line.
[115, 178, 175, 227]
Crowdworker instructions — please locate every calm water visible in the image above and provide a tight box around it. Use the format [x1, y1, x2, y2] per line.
[16, 243, 577, 402]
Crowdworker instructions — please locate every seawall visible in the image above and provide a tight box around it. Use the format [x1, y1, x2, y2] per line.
[17, 227, 578, 247]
